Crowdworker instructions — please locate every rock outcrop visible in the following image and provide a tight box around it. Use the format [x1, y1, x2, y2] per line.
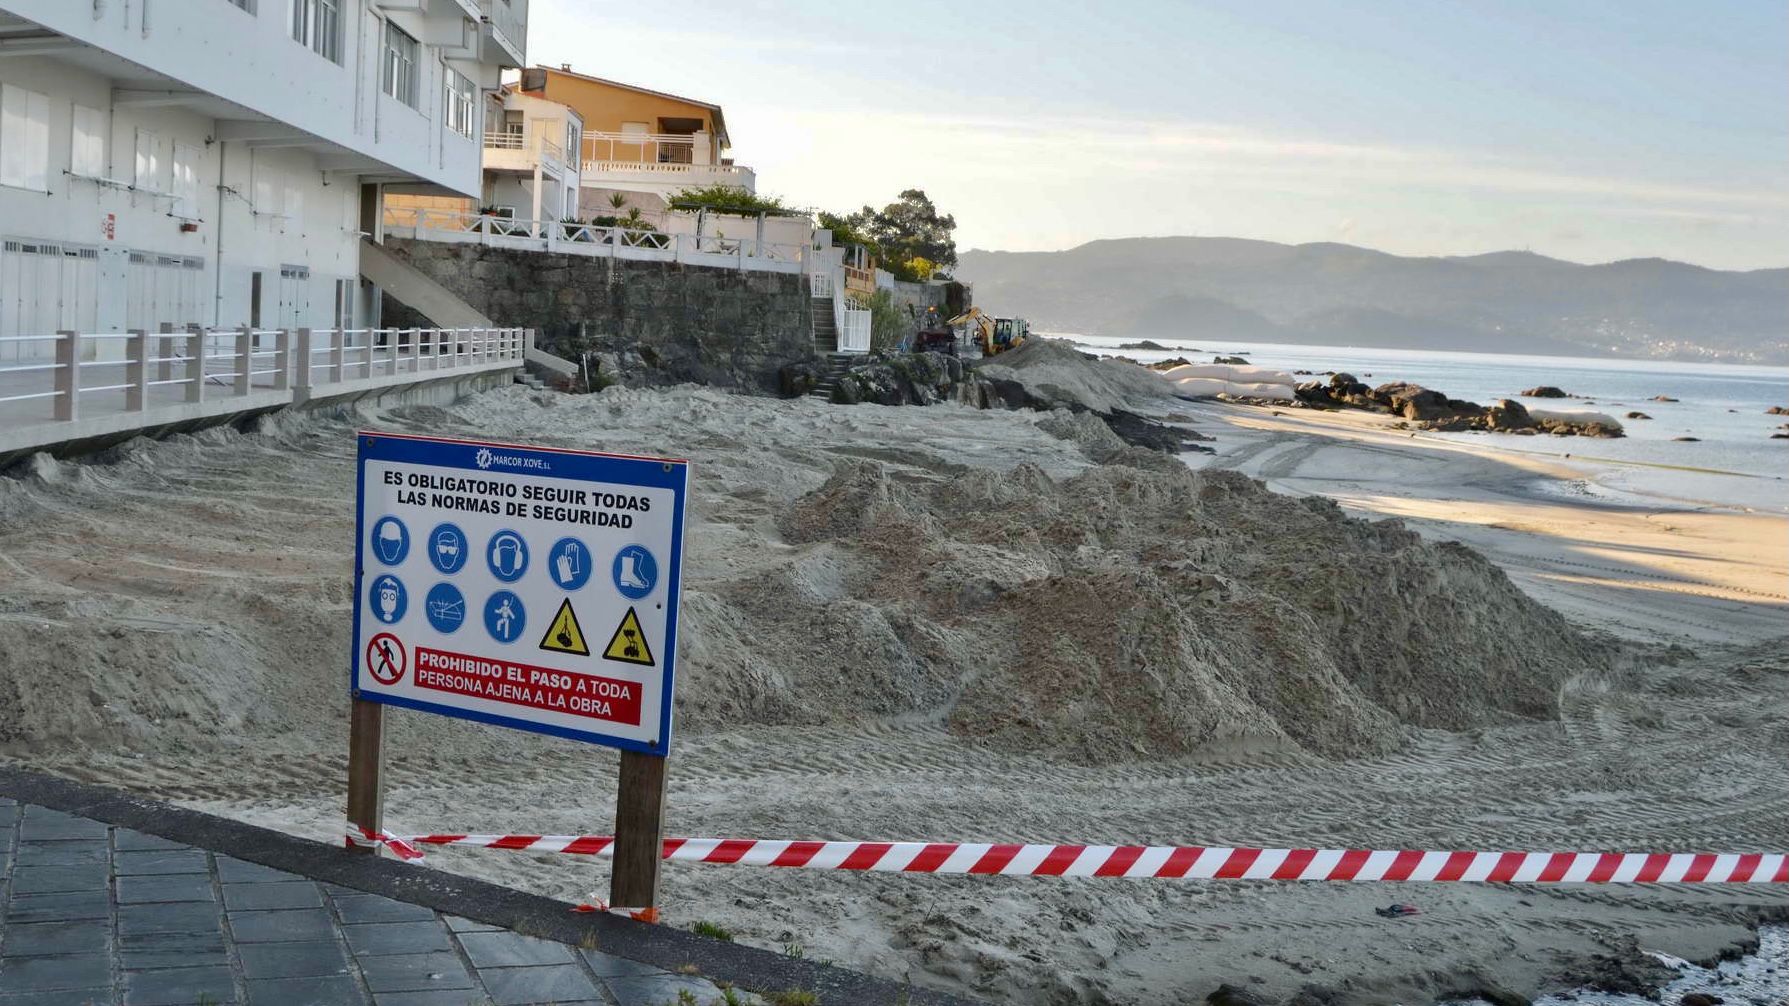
[1520, 386, 1570, 398]
[831, 352, 988, 408]
[1296, 374, 1622, 437]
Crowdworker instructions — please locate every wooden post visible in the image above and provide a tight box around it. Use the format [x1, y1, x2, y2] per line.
[273, 329, 291, 392]
[345, 697, 385, 857]
[54, 330, 79, 421]
[610, 750, 668, 912]
[234, 326, 252, 396]
[294, 328, 313, 396]
[185, 326, 205, 403]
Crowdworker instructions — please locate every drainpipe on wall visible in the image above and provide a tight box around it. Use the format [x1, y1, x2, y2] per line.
[213, 141, 228, 327]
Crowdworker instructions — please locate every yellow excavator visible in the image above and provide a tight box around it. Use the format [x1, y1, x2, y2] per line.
[946, 307, 1029, 357]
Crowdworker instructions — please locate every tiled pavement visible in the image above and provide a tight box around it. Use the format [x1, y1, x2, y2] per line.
[0, 798, 751, 1006]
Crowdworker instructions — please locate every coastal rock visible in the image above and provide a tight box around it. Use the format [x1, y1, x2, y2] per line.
[1766, 406, 1789, 415]
[1521, 386, 1570, 398]
[1673, 436, 1700, 442]
[1486, 399, 1532, 431]
[777, 361, 821, 398]
[1679, 995, 1724, 1006]
[1117, 340, 1170, 350]
[1771, 433, 1788, 440]
[1374, 382, 1460, 422]
[831, 352, 980, 407]
[1148, 357, 1195, 371]
[1652, 394, 1679, 402]
[1624, 411, 1652, 420]
[1213, 355, 1250, 365]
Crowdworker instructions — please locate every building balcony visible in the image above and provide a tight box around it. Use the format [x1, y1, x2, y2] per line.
[480, 0, 526, 67]
[483, 131, 568, 179]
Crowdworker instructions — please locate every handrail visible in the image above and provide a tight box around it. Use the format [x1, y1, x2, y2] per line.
[383, 206, 809, 272]
[0, 326, 530, 431]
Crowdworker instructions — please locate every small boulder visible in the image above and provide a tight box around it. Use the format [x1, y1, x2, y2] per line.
[1624, 411, 1651, 420]
[1772, 433, 1788, 440]
[1652, 394, 1679, 402]
[1679, 995, 1723, 1006]
[1486, 399, 1533, 431]
[1673, 436, 1700, 442]
[1521, 386, 1570, 398]
[1117, 339, 1169, 350]
[1766, 405, 1789, 415]
[1207, 984, 1272, 1006]
[1213, 355, 1249, 365]
[777, 360, 822, 398]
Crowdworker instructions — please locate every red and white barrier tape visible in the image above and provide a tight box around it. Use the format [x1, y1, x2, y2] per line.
[345, 829, 1789, 884]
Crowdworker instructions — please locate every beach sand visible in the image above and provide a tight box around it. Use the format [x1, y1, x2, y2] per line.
[1, 385, 1784, 1005]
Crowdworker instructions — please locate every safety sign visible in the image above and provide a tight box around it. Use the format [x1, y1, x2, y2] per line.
[351, 432, 688, 756]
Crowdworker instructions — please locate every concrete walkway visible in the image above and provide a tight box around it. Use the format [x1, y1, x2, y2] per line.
[0, 798, 740, 1006]
[0, 771, 974, 1006]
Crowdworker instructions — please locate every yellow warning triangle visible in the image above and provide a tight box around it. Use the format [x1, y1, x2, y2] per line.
[601, 607, 655, 667]
[538, 598, 591, 656]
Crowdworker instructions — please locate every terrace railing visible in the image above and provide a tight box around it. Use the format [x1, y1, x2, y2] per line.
[382, 207, 811, 275]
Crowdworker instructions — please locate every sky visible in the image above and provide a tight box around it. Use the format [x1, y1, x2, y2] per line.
[526, 0, 1789, 270]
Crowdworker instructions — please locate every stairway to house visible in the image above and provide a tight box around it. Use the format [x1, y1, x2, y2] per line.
[810, 295, 838, 355]
[806, 353, 855, 401]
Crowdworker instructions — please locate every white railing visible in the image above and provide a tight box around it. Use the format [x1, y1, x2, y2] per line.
[838, 307, 872, 354]
[484, 131, 526, 150]
[581, 131, 698, 165]
[0, 325, 529, 442]
[382, 207, 811, 274]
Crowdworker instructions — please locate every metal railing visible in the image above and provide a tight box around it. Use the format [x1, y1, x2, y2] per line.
[381, 207, 810, 274]
[0, 324, 528, 432]
[581, 131, 698, 165]
[484, 131, 526, 150]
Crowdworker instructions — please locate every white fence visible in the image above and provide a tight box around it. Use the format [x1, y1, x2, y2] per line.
[383, 208, 809, 275]
[838, 308, 872, 354]
[0, 325, 527, 451]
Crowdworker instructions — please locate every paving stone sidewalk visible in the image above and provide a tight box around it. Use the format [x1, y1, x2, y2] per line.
[0, 798, 751, 1006]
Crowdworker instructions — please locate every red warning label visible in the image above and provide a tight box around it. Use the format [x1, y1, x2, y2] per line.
[412, 647, 642, 726]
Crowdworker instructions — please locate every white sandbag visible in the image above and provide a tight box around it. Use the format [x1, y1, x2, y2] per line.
[1160, 363, 1298, 386]
[1170, 378, 1229, 398]
[1225, 382, 1297, 401]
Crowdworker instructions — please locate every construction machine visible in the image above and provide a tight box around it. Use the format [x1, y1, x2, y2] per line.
[947, 307, 1029, 357]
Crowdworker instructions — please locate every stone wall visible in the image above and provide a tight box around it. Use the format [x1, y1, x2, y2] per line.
[380, 238, 816, 393]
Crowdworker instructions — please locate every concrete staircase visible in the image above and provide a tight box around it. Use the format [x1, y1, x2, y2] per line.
[362, 238, 574, 388]
[810, 295, 838, 355]
[806, 353, 855, 401]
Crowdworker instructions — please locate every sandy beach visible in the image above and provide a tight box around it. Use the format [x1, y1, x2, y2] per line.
[1, 372, 1785, 1005]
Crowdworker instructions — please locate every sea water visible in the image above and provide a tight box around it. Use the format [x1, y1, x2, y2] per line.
[1064, 334, 1789, 483]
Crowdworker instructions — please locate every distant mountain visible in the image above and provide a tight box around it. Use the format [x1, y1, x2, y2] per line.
[955, 238, 1789, 362]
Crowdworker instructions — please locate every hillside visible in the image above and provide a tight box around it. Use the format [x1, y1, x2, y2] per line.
[956, 238, 1789, 362]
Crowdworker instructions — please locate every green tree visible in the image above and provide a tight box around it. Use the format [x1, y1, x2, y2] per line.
[850, 189, 957, 280]
[668, 184, 796, 217]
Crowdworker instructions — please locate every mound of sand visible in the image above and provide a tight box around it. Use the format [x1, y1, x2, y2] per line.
[976, 337, 1182, 415]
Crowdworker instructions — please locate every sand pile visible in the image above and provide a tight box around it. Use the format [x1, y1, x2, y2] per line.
[976, 337, 1182, 415]
[0, 386, 1604, 768]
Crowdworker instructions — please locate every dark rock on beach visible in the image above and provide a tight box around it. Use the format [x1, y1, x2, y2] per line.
[1293, 377, 1622, 437]
[1117, 339, 1171, 350]
[1213, 355, 1250, 364]
[1673, 436, 1701, 442]
[777, 360, 821, 398]
[1766, 405, 1789, 415]
[1653, 394, 1680, 402]
[1521, 386, 1570, 398]
[1148, 357, 1195, 371]
[1624, 411, 1652, 420]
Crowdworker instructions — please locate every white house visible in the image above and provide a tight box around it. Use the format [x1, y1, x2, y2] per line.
[384, 84, 580, 228]
[0, 0, 526, 361]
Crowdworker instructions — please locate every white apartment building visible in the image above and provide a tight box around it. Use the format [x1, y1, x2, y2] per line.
[0, 0, 527, 361]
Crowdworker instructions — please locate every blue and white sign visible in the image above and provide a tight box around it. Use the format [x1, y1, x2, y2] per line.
[611, 545, 658, 600]
[424, 582, 466, 634]
[370, 517, 410, 566]
[428, 523, 469, 574]
[368, 574, 407, 624]
[548, 536, 592, 591]
[352, 432, 689, 756]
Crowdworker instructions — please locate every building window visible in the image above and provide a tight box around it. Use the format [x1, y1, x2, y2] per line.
[70, 104, 107, 178]
[0, 84, 50, 191]
[565, 121, 579, 156]
[133, 128, 164, 192]
[172, 143, 200, 218]
[445, 70, 475, 137]
[291, 0, 341, 62]
[382, 22, 419, 108]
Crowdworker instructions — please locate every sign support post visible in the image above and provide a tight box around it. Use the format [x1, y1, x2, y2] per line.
[611, 750, 668, 911]
[345, 697, 385, 856]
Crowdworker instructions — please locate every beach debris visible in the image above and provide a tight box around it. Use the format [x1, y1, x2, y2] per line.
[1521, 386, 1571, 398]
[1373, 903, 1423, 918]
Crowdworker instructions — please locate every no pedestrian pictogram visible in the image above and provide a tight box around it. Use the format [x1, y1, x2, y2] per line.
[366, 633, 406, 686]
